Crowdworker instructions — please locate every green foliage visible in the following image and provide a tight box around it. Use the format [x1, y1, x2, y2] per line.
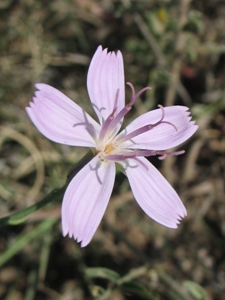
[0, 0, 224, 299]
[184, 281, 208, 300]
[85, 267, 120, 283]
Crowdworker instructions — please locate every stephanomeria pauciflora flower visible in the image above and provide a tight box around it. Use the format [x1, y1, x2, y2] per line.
[26, 46, 198, 247]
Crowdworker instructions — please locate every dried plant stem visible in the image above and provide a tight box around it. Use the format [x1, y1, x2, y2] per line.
[134, 9, 192, 106]
[134, 0, 192, 184]
[165, 0, 191, 106]
[0, 126, 45, 204]
[163, 0, 192, 183]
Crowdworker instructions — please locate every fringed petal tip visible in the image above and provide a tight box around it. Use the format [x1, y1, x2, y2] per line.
[62, 232, 90, 248]
[96, 45, 123, 59]
[159, 209, 187, 229]
[152, 207, 187, 229]
[120, 105, 198, 150]
[172, 209, 187, 228]
[87, 45, 125, 126]
[119, 156, 188, 229]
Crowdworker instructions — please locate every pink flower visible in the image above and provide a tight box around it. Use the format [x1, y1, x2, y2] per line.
[26, 46, 198, 247]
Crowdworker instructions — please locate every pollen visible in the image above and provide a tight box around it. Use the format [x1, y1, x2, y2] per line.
[104, 143, 115, 154]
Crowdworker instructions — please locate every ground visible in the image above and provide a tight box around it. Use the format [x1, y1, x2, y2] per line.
[0, 0, 224, 299]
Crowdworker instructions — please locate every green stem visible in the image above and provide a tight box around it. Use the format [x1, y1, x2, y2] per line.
[0, 186, 65, 225]
[0, 150, 94, 226]
[0, 218, 56, 268]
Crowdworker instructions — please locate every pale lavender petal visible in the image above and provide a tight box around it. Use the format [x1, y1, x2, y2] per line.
[87, 46, 125, 127]
[26, 84, 100, 147]
[118, 106, 198, 150]
[62, 155, 115, 247]
[119, 157, 187, 228]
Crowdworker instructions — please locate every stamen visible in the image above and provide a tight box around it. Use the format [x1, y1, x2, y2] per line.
[158, 105, 165, 122]
[106, 153, 136, 161]
[106, 149, 149, 161]
[98, 89, 119, 141]
[154, 105, 178, 132]
[157, 150, 185, 160]
[98, 112, 115, 141]
[106, 83, 151, 136]
[113, 88, 120, 113]
[106, 153, 148, 171]
[126, 82, 135, 106]
[116, 105, 178, 143]
[106, 105, 131, 134]
[126, 82, 152, 107]
[124, 149, 185, 159]
[116, 124, 155, 143]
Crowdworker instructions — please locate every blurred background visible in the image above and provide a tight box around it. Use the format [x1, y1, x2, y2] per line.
[0, 0, 224, 299]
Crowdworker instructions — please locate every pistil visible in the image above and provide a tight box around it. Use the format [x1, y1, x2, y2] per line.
[105, 83, 151, 137]
[116, 105, 177, 144]
[98, 89, 119, 141]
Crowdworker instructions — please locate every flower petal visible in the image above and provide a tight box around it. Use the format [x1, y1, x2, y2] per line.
[87, 46, 125, 126]
[119, 157, 187, 228]
[26, 84, 100, 147]
[62, 155, 115, 247]
[118, 106, 198, 150]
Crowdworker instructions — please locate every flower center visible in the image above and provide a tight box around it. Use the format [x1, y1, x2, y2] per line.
[104, 143, 115, 154]
[95, 83, 184, 163]
[98, 83, 151, 144]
